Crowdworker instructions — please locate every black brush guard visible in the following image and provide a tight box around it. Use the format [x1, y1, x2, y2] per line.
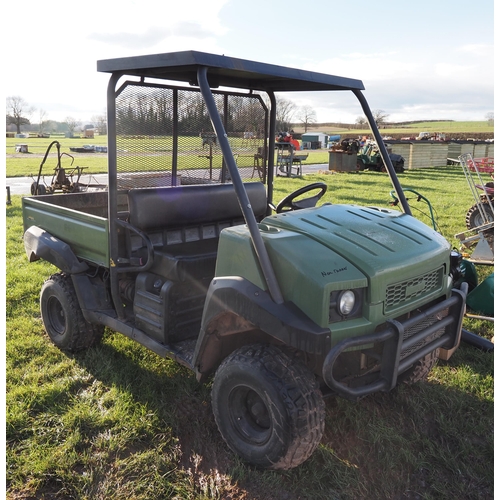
[322, 284, 467, 400]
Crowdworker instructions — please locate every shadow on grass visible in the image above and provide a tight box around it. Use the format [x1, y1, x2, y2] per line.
[67, 333, 493, 500]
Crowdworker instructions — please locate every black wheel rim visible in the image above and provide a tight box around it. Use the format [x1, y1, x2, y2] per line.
[46, 296, 66, 335]
[228, 386, 271, 445]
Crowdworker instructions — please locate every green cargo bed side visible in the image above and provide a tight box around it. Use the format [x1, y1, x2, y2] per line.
[22, 197, 109, 267]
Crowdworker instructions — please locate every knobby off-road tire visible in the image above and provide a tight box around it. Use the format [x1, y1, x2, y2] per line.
[211, 344, 325, 470]
[400, 348, 439, 385]
[393, 160, 405, 173]
[40, 273, 104, 352]
[465, 201, 494, 230]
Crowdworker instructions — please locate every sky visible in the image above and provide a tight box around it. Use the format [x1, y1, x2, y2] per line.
[3, 0, 495, 125]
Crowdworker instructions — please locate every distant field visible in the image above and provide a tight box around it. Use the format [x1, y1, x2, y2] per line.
[296, 120, 494, 137]
[5, 120, 493, 178]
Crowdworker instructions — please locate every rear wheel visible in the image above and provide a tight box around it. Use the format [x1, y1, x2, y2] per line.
[40, 273, 104, 352]
[30, 182, 46, 195]
[465, 201, 494, 230]
[393, 160, 405, 173]
[212, 344, 325, 470]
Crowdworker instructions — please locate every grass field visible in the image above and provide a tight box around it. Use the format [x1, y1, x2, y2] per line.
[5, 120, 494, 178]
[5, 166, 494, 499]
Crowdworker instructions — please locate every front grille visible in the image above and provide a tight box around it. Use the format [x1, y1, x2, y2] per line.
[400, 307, 449, 359]
[386, 268, 442, 311]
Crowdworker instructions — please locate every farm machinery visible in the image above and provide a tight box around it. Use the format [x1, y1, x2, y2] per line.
[453, 154, 494, 330]
[356, 141, 405, 173]
[455, 154, 494, 265]
[30, 140, 105, 195]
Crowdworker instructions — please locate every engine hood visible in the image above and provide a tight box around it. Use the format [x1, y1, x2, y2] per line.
[262, 204, 451, 303]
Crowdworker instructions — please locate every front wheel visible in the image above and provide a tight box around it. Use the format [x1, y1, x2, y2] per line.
[40, 273, 104, 352]
[399, 348, 439, 385]
[212, 344, 325, 470]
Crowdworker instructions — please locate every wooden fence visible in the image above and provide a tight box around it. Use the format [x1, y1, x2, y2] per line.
[387, 141, 494, 169]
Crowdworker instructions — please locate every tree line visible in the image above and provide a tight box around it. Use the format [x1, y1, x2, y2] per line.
[5, 94, 320, 137]
[8, 94, 493, 138]
[5, 96, 107, 136]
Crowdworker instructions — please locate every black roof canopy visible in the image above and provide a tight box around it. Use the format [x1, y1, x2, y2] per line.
[96, 50, 364, 92]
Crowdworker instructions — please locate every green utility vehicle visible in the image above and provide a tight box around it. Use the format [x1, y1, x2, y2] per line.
[357, 141, 405, 172]
[22, 51, 467, 470]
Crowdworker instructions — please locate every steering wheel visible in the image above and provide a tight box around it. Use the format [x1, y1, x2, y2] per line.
[275, 182, 327, 213]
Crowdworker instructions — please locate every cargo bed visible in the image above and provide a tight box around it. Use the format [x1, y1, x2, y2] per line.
[22, 191, 127, 268]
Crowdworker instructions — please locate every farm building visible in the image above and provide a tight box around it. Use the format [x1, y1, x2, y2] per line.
[301, 132, 329, 149]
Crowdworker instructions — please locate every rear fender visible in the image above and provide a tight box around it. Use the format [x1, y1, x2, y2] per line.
[24, 225, 88, 274]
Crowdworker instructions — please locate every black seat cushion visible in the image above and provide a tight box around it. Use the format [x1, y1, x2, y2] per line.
[128, 182, 267, 231]
[142, 239, 219, 281]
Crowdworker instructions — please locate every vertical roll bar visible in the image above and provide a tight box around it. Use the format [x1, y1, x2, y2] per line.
[106, 72, 126, 318]
[266, 91, 277, 213]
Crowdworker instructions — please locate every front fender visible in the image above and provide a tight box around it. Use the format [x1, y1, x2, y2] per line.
[192, 276, 330, 379]
[24, 225, 88, 274]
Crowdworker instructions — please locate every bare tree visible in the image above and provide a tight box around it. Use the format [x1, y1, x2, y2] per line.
[91, 112, 108, 135]
[6, 96, 35, 134]
[355, 116, 367, 128]
[276, 97, 296, 132]
[485, 112, 494, 126]
[38, 109, 48, 134]
[64, 116, 80, 137]
[372, 109, 389, 127]
[297, 105, 317, 132]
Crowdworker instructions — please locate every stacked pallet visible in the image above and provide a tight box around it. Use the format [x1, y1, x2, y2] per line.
[459, 142, 475, 156]
[384, 141, 493, 169]
[388, 143, 411, 163]
[408, 142, 449, 169]
[447, 142, 462, 159]
[472, 143, 488, 158]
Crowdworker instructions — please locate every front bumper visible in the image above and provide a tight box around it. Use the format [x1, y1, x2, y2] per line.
[322, 284, 467, 400]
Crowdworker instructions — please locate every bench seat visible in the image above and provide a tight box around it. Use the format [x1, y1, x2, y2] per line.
[126, 182, 267, 282]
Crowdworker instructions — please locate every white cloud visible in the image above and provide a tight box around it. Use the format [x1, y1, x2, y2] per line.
[4, 0, 493, 124]
[457, 44, 493, 55]
[4, 0, 231, 122]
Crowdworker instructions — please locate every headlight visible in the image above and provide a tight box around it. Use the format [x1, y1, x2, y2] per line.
[329, 288, 364, 323]
[338, 290, 356, 315]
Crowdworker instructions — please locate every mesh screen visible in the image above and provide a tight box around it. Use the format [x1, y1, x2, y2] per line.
[115, 82, 268, 189]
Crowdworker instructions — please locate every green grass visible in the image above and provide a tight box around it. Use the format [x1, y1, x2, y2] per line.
[6, 168, 494, 499]
[6, 137, 109, 178]
[6, 135, 269, 178]
[6, 121, 494, 178]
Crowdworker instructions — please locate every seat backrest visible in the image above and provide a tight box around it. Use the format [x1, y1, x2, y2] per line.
[127, 182, 267, 231]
